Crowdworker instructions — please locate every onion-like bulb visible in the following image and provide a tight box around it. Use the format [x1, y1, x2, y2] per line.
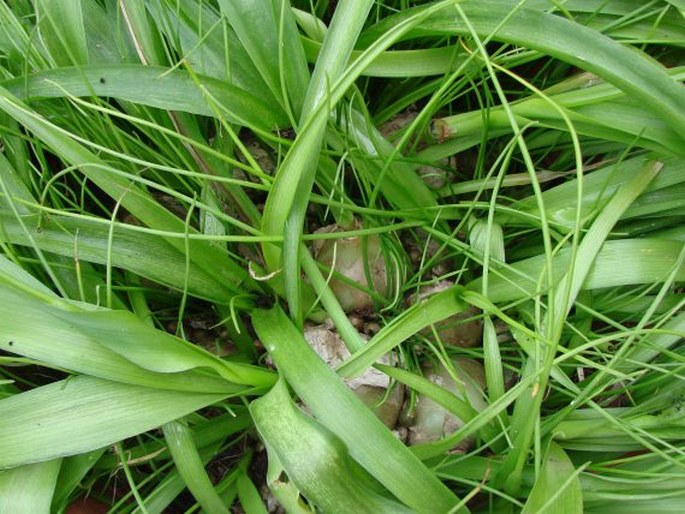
[313, 221, 400, 312]
[403, 358, 487, 449]
[408, 280, 482, 347]
[304, 324, 404, 428]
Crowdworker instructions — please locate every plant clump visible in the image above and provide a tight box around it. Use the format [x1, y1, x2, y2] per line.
[402, 358, 487, 449]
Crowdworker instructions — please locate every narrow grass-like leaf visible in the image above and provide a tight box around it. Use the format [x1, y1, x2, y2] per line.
[1, 0, 683, 509]
[163, 420, 230, 514]
[298, 0, 374, 122]
[0, 86, 257, 299]
[339, 107, 440, 214]
[251, 307, 463, 513]
[236, 471, 268, 514]
[64, 308, 272, 384]
[550, 160, 663, 329]
[82, 0, 133, 64]
[495, 159, 662, 494]
[302, 38, 536, 78]
[0, 375, 227, 469]
[411, 373, 539, 461]
[95, 410, 252, 471]
[433, 69, 685, 158]
[142, 0, 271, 95]
[482, 316, 506, 416]
[0, 3, 48, 71]
[616, 312, 685, 373]
[503, 154, 685, 231]
[469, 218, 505, 262]
[553, 400, 685, 453]
[665, 0, 685, 17]
[359, 2, 685, 138]
[125, 413, 251, 514]
[0, 251, 56, 300]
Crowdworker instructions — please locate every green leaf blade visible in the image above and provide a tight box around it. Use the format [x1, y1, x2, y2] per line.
[252, 306, 464, 513]
[0, 376, 227, 469]
[251, 379, 412, 514]
[521, 442, 584, 514]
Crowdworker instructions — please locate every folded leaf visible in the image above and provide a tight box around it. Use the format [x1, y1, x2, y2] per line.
[251, 379, 412, 514]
